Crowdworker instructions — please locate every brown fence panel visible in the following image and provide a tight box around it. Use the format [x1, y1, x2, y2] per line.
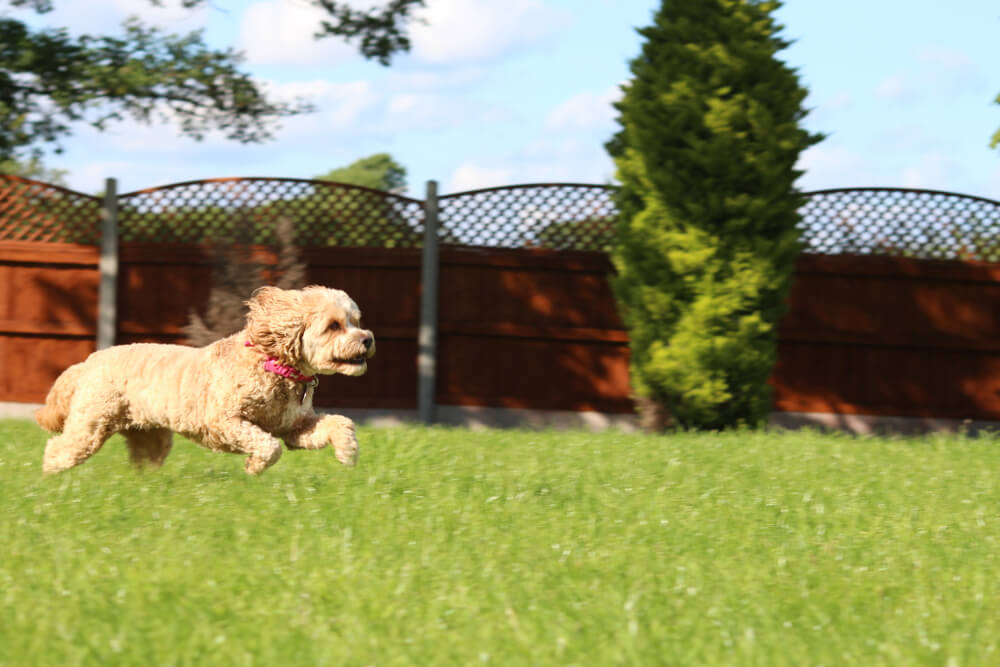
[0, 241, 99, 403]
[113, 243, 420, 410]
[435, 247, 632, 412]
[773, 255, 1000, 420]
[431, 248, 1000, 421]
[304, 247, 420, 410]
[116, 243, 214, 345]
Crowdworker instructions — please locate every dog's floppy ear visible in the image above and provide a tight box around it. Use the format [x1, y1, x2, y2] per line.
[245, 286, 306, 362]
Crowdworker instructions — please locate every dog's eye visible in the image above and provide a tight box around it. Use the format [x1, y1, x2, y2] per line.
[329, 322, 341, 331]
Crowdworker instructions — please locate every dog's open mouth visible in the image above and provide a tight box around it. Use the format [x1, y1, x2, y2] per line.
[335, 355, 367, 366]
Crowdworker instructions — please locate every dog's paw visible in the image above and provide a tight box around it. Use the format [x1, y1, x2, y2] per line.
[334, 435, 359, 467]
[323, 415, 359, 467]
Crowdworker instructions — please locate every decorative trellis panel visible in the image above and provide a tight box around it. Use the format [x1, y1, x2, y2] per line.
[2, 175, 1000, 261]
[117, 178, 425, 247]
[436, 183, 1000, 261]
[0, 176, 102, 244]
[799, 188, 1000, 262]
[438, 184, 617, 251]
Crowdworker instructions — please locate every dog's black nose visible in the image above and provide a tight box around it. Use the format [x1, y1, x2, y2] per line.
[361, 336, 373, 351]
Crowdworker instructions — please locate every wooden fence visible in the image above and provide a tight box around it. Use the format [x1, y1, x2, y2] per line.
[0, 241, 99, 403]
[2, 176, 998, 422]
[775, 254, 999, 420]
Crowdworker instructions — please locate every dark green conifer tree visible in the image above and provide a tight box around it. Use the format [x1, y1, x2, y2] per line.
[608, 0, 822, 429]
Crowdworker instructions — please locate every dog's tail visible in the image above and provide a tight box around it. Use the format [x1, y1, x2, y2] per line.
[35, 362, 85, 433]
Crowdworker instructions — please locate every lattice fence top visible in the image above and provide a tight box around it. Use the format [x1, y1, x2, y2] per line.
[438, 184, 617, 251]
[0, 175, 102, 243]
[118, 177, 425, 247]
[436, 184, 1000, 261]
[2, 174, 999, 261]
[800, 188, 1000, 262]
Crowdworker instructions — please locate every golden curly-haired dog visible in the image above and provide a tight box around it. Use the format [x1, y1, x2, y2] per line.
[36, 285, 375, 475]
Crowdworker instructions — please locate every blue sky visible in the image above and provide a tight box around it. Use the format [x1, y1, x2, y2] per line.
[12, 0, 1000, 198]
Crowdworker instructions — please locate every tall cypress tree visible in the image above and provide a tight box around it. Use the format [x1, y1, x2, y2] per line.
[608, 0, 822, 429]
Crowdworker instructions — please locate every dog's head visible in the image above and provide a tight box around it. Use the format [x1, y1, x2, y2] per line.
[245, 285, 375, 377]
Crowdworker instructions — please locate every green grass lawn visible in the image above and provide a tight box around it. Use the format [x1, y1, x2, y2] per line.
[2, 419, 999, 666]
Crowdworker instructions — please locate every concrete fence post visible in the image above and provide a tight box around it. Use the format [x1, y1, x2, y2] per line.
[418, 180, 440, 424]
[97, 177, 119, 350]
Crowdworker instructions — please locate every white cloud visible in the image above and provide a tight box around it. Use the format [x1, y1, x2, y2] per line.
[255, 77, 498, 141]
[237, 0, 360, 66]
[878, 124, 939, 154]
[446, 163, 515, 193]
[520, 137, 614, 181]
[918, 46, 988, 95]
[13, 0, 208, 35]
[813, 91, 852, 116]
[263, 79, 341, 102]
[445, 149, 615, 194]
[796, 145, 871, 190]
[111, 0, 207, 26]
[918, 46, 975, 69]
[803, 91, 852, 131]
[822, 92, 852, 111]
[382, 92, 498, 132]
[385, 91, 455, 123]
[985, 165, 1000, 200]
[900, 153, 956, 191]
[385, 68, 488, 91]
[410, 0, 571, 64]
[387, 94, 419, 115]
[321, 81, 380, 127]
[103, 121, 195, 152]
[258, 77, 504, 143]
[875, 45, 987, 104]
[52, 78, 379, 160]
[546, 86, 621, 131]
[52, 104, 220, 156]
[70, 161, 134, 193]
[875, 74, 910, 102]
[257, 79, 378, 135]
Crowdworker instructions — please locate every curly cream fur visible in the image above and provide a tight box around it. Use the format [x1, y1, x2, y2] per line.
[36, 285, 375, 475]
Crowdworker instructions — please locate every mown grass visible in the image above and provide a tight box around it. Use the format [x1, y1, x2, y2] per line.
[2, 419, 999, 665]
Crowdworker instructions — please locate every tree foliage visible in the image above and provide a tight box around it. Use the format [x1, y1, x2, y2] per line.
[315, 152, 408, 193]
[0, 0, 423, 160]
[992, 101, 1000, 151]
[608, 0, 822, 430]
[0, 154, 68, 185]
[312, 0, 426, 66]
[310, 153, 417, 246]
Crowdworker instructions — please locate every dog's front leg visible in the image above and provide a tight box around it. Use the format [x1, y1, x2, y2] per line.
[283, 414, 359, 467]
[214, 418, 284, 475]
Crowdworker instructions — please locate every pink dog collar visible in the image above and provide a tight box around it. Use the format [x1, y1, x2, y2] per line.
[262, 358, 316, 383]
[245, 341, 317, 384]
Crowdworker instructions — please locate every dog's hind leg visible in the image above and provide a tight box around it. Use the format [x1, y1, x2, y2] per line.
[42, 412, 119, 474]
[123, 428, 173, 468]
[42, 386, 127, 474]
